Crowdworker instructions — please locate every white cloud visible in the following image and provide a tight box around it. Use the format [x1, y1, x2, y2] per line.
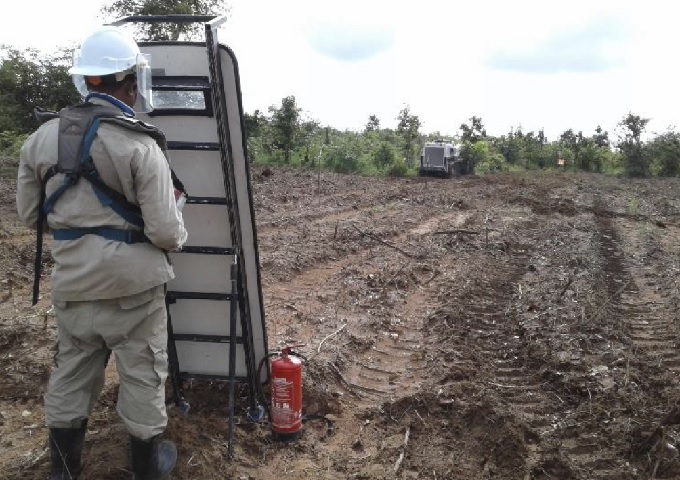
[2, 0, 680, 140]
[307, 24, 395, 62]
[487, 16, 630, 74]
[0, 0, 107, 52]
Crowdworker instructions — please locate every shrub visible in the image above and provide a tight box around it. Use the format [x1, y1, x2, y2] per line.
[647, 131, 680, 177]
[0, 130, 26, 156]
[386, 157, 409, 177]
[0, 131, 27, 173]
[371, 142, 398, 171]
[469, 141, 508, 174]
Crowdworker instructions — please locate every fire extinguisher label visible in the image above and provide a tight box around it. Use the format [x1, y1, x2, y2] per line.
[271, 377, 300, 428]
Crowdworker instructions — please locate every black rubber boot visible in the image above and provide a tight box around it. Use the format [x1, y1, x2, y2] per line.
[129, 435, 177, 480]
[49, 422, 87, 480]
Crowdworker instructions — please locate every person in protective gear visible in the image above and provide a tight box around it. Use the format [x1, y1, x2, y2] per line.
[16, 25, 187, 480]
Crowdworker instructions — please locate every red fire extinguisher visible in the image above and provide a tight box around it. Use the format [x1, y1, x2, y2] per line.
[270, 345, 304, 438]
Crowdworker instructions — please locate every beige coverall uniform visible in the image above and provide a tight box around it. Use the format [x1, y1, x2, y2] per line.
[16, 95, 187, 440]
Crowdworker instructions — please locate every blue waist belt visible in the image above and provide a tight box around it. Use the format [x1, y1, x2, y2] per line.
[52, 227, 150, 244]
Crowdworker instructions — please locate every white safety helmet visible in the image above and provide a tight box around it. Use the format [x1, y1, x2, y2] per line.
[69, 26, 154, 112]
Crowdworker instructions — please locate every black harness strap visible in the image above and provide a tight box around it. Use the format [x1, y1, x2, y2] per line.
[30, 104, 187, 305]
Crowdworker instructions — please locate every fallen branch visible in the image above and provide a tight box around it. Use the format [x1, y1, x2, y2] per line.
[355, 361, 398, 375]
[431, 229, 480, 235]
[385, 262, 409, 285]
[486, 381, 526, 389]
[317, 323, 348, 353]
[351, 224, 416, 259]
[393, 426, 411, 474]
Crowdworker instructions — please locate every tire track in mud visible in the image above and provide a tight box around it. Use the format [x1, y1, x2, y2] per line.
[258, 202, 401, 235]
[614, 221, 680, 372]
[425, 205, 627, 477]
[335, 211, 475, 403]
[263, 208, 473, 405]
[474, 256, 558, 427]
[437, 220, 565, 475]
[557, 204, 680, 477]
[334, 284, 432, 403]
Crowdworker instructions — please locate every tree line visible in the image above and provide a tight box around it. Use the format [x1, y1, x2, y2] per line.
[251, 95, 677, 178]
[1, 0, 678, 178]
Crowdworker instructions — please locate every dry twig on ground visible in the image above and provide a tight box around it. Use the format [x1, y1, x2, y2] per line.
[351, 224, 417, 259]
[317, 323, 348, 353]
[393, 426, 411, 474]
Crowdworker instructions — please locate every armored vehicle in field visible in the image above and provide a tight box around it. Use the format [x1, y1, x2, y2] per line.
[419, 140, 471, 177]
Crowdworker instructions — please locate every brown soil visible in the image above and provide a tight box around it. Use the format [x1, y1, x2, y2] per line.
[3, 168, 680, 479]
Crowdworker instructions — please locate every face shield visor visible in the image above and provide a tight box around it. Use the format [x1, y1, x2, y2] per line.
[133, 53, 153, 113]
[70, 53, 154, 114]
[72, 74, 88, 98]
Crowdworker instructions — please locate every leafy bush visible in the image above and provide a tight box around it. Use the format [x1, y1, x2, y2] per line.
[469, 141, 507, 174]
[386, 157, 409, 177]
[0, 131, 25, 177]
[601, 151, 624, 176]
[322, 143, 362, 173]
[371, 142, 398, 171]
[476, 152, 507, 174]
[0, 131, 26, 178]
[0, 130, 26, 159]
[0, 47, 80, 134]
[646, 131, 680, 177]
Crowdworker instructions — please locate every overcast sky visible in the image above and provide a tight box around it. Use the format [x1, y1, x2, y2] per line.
[1, 0, 678, 140]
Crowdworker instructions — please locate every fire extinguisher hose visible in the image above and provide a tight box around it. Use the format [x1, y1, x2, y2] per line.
[255, 352, 280, 422]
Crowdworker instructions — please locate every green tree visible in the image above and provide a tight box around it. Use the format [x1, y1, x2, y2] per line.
[396, 105, 421, 167]
[471, 140, 507, 174]
[0, 47, 80, 134]
[364, 114, 380, 133]
[371, 141, 398, 171]
[101, 0, 229, 41]
[646, 130, 680, 177]
[560, 129, 590, 170]
[555, 127, 612, 172]
[459, 116, 486, 143]
[458, 116, 487, 174]
[494, 126, 525, 166]
[578, 140, 610, 173]
[300, 119, 321, 165]
[617, 112, 649, 177]
[593, 125, 609, 148]
[520, 130, 551, 169]
[244, 109, 265, 139]
[268, 95, 301, 164]
[321, 135, 363, 173]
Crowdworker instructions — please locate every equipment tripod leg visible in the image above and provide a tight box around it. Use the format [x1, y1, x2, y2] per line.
[166, 293, 190, 415]
[227, 257, 239, 459]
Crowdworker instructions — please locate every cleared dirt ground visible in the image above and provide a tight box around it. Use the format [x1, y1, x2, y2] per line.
[3, 167, 680, 479]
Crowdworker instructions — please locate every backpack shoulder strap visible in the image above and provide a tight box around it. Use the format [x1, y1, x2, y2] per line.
[102, 116, 169, 152]
[101, 116, 187, 194]
[33, 107, 60, 125]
